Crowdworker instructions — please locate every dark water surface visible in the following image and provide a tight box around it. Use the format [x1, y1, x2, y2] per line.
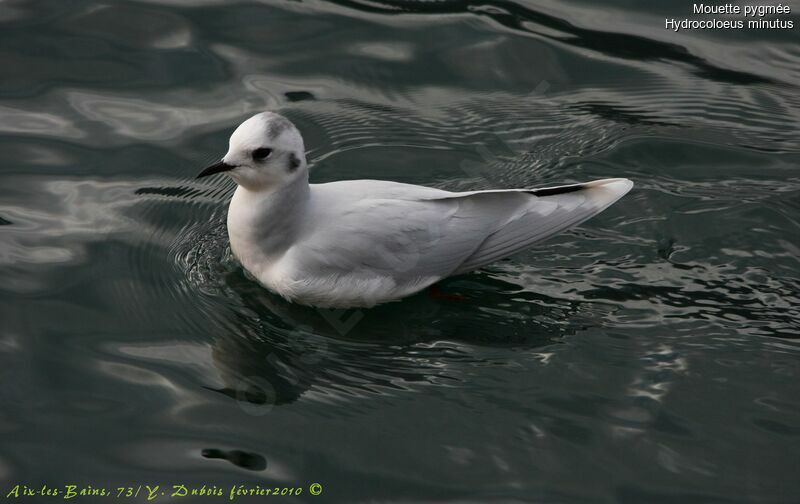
[1, 0, 799, 502]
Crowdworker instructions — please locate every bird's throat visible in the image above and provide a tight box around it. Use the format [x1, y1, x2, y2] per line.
[227, 177, 310, 268]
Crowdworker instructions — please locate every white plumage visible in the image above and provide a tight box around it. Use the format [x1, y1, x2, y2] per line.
[197, 112, 633, 308]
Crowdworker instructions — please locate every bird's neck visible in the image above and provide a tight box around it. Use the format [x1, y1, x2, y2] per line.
[227, 174, 310, 271]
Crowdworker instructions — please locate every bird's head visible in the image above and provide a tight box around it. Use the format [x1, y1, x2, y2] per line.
[197, 112, 307, 191]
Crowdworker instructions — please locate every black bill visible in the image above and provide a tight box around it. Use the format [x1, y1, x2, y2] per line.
[196, 160, 236, 179]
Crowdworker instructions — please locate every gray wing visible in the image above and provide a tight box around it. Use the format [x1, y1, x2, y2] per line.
[451, 178, 634, 273]
[300, 178, 633, 290]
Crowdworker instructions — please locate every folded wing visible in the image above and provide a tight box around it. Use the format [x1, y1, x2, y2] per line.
[451, 178, 633, 273]
[299, 178, 633, 301]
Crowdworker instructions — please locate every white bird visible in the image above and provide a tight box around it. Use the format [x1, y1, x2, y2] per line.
[197, 112, 633, 308]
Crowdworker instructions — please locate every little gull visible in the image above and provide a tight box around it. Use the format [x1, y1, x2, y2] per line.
[197, 112, 633, 308]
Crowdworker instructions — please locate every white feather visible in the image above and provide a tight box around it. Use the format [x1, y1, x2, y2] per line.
[208, 112, 634, 308]
[227, 178, 632, 307]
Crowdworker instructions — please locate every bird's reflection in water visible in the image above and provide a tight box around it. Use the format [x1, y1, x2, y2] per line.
[205, 268, 587, 409]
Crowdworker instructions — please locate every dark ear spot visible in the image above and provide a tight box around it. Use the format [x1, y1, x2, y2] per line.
[288, 153, 301, 172]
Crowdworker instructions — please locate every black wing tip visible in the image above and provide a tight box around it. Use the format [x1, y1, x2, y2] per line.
[528, 183, 585, 197]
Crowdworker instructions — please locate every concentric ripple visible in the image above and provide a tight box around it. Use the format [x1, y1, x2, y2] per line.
[2, 0, 800, 498]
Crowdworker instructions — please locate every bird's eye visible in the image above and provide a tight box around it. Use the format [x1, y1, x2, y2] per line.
[252, 148, 272, 161]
